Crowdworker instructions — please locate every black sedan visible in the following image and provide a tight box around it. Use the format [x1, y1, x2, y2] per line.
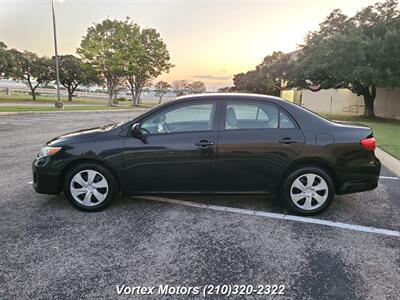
[32, 93, 381, 215]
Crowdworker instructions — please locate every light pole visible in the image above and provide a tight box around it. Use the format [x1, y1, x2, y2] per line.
[51, 0, 63, 109]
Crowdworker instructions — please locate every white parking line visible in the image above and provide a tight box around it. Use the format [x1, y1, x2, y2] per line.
[139, 196, 400, 238]
[0, 122, 33, 126]
[379, 176, 399, 180]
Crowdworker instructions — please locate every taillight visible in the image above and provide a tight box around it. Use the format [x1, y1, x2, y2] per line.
[360, 137, 376, 151]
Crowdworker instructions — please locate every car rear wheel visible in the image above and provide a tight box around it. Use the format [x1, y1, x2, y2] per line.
[64, 163, 116, 211]
[281, 166, 334, 215]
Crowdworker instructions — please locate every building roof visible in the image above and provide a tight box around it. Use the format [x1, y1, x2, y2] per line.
[286, 49, 302, 60]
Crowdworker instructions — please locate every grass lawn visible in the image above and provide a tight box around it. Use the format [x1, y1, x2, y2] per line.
[0, 94, 157, 108]
[0, 94, 113, 105]
[326, 115, 400, 160]
[0, 105, 142, 112]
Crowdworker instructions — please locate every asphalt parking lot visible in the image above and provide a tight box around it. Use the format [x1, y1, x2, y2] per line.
[0, 111, 399, 299]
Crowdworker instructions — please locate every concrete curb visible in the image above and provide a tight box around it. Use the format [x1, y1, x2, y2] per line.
[0, 108, 147, 116]
[376, 148, 400, 177]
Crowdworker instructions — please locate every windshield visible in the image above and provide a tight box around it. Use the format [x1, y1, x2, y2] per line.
[122, 101, 173, 128]
[101, 122, 124, 130]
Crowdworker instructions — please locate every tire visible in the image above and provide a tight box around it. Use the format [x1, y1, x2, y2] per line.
[280, 166, 334, 216]
[64, 163, 117, 212]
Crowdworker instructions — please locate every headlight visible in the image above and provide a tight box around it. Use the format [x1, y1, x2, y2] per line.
[37, 146, 62, 159]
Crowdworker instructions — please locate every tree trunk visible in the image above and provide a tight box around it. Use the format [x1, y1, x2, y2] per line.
[131, 90, 138, 106]
[106, 75, 121, 106]
[126, 78, 146, 105]
[132, 89, 141, 106]
[158, 95, 163, 104]
[363, 95, 375, 117]
[130, 92, 135, 106]
[126, 80, 136, 106]
[362, 85, 376, 118]
[136, 90, 142, 105]
[107, 89, 113, 106]
[106, 80, 115, 106]
[25, 77, 36, 100]
[29, 86, 36, 100]
[68, 88, 73, 101]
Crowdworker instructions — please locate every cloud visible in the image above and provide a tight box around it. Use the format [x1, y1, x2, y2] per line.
[192, 74, 232, 80]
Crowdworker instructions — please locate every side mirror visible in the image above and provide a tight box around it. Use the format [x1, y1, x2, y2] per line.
[131, 123, 142, 137]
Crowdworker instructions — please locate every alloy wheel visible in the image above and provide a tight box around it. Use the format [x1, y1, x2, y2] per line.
[69, 169, 109, 206]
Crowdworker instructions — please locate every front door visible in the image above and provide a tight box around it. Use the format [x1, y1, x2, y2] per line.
[216, 100, 305, 192]
[122, 101, 219, 192]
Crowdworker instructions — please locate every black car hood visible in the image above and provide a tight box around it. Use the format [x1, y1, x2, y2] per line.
[47, 125, 115, 145]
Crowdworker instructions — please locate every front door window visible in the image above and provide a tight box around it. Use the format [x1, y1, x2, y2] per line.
[141, 103, 216, 134]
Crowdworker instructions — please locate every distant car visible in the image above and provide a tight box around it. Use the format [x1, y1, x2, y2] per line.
[32, 93, 381, 215]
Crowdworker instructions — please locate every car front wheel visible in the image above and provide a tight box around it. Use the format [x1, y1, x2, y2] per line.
[281, 167, 334, 215]
[64, 163, 116, 211]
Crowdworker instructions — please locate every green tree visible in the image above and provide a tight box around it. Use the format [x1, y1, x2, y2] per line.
[233, 70, 272, 94]
[172, 80, 190, 96]
[233, 51, 294, 96]
[217, 86, 233, 92]
[188, 81, 206, 94]
[78, 19, 172, 106]
[57, 55, 99, 101]
[125, 27, 173, 105]
[293, 0, 400, 117]
[0, 41, 12, 79]
[78, 19, 128, 106]
[9, 50, 52, 100]
[171, 80, 206, 96]
[154, 80, 171, 103]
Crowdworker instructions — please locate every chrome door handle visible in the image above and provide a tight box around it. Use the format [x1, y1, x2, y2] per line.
[279, 138, 298, 144]
[195, 140, 215, 148]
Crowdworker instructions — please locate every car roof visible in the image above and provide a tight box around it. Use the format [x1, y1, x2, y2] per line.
[176, 93, 283, 102]
[127, 92, 334, 130]
[173, 93, 334, 129]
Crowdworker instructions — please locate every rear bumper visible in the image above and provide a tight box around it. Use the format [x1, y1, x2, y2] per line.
[32, 158, 62, 194]
[337, 177, 379, 194]
[337, 156, 381, 194]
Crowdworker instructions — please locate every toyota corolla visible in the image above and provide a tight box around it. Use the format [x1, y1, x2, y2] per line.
[32, 93, 381, 215]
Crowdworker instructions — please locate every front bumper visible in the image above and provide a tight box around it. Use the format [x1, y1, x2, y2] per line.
[32, 158, 62, 194]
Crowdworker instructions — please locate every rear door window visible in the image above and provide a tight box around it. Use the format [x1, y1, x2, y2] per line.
[224, 101, 296, 130]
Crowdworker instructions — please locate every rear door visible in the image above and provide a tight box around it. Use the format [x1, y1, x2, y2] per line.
[216, 100, 305, 192]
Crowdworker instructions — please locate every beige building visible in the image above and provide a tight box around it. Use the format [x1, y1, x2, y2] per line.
[280, 49, 400, 120]
[281, 88, 400, 120]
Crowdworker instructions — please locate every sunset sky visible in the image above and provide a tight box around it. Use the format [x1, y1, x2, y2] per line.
[0, 0, 379, 90]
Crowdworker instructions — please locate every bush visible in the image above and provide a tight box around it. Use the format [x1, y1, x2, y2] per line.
[116, 97, 128, 102]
